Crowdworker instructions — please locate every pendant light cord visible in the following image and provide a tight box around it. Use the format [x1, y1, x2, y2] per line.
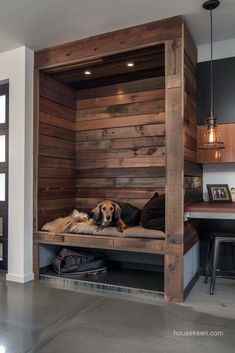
[210, 9, 214, 117]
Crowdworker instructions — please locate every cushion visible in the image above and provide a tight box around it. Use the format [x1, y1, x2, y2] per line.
[141, 193, 165, 230]
[70, 221, 165, 239]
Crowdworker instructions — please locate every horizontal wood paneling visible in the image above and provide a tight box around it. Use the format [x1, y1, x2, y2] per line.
[184, 161, 202, 177]
[76, 124, 165, 141]
[40, 112, 75, 131]
[76, 177, 165, 188]
[76, 187, 164, 199]
[76, 147, 165, 160]
[76, 59, 166, 211]
[76, 113, 165, 131]
[77, 89, 165, 109]
[40, 72, 76, 109]
[76, 76, 165, 99]
[75, 198, 151, 210]
[38, 73, 76, 228]
[35, 16, 182, 68]
[76, 167, 165, 178]
[76, 100, 165, 121]
[76, 156, 165, 169]
[76, 136, 165, 151]
[40, 97, 75, 122]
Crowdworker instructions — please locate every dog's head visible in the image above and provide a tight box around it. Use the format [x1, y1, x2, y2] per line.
[92, 200, 121, 225]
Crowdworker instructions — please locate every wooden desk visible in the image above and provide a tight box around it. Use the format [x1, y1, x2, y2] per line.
[185, 202, 235, 220]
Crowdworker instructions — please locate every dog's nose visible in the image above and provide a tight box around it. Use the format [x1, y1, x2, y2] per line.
[106, 216, 111, 221]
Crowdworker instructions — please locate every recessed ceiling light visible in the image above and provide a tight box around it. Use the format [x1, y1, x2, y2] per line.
[126, 61, 135, 67]
[84, 70, 91, 75]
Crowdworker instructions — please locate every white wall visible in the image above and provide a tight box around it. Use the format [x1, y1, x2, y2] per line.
[198, 38, 235, 62]
[202, 164, 235, 201]
[0, 46, 34, 283]
[184, 242, 199, 289]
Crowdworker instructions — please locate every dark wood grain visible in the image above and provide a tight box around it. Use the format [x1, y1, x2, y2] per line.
[38, 73, 76, 228]
[35, 16, 182, 68]
[34, 16, 199, 304]
[186, 202, 235, 213]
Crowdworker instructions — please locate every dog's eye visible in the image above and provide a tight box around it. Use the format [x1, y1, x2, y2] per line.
[110, 207, 114, 211]
[102, 207, 106, 211]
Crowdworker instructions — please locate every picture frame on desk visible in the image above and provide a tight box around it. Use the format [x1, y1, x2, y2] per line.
[207, 184, 232, 203]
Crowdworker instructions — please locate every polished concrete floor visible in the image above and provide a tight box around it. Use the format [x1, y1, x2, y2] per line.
[0, 272, 235, 353]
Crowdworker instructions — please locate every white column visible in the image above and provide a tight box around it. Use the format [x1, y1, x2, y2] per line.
[0, 46, 34, 283]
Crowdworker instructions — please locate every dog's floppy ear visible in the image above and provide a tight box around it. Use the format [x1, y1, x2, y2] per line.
[91, 203, 102, 222]
[112, 202, 122, 221]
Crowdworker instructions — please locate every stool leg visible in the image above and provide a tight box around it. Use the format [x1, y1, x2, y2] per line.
[210, 238, 220, 295]
[205, 236, 213, 284]
[231, 243, 235, 269]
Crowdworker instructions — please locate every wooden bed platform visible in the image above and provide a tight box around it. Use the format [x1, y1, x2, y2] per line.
[33, 15, 202, 302]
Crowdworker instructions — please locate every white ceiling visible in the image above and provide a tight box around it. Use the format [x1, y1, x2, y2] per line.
[0, 0, 234, 53]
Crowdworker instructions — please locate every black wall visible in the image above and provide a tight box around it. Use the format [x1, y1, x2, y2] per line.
[197, 56, 235, 273]
[197, 56, 235, 125]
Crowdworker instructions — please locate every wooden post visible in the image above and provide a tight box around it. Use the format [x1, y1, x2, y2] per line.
[164, 37, 184, 302]
[33, 242, 40, 279]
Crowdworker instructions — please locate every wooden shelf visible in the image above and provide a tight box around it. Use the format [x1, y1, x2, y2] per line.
[186, 202, 235, 213]
[34, 231, 182, 256]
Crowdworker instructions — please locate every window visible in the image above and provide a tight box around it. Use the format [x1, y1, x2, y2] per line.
[0, 135, 6, 162]
[0, 217, 2, 236]
[0, 174, 5, 202]
[0, 83, 8, 270]
[0, 95, 6, 124]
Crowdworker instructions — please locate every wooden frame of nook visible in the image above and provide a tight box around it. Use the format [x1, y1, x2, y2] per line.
[33, 16, 202, 302]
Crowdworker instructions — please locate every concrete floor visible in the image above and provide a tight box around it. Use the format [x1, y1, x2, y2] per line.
[0, 272, 235, 353]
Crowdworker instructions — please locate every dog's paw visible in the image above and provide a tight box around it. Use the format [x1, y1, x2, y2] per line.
[97, 226, 104, 232]
[117, 226, 125, 233]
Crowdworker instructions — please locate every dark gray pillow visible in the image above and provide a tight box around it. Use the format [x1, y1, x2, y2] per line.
[141, 193, 165, 230]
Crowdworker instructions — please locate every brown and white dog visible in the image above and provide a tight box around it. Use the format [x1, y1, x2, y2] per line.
[91, 200, 126, 232]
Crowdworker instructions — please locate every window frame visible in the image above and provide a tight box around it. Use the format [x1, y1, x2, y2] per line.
[0, 83, 9, 270]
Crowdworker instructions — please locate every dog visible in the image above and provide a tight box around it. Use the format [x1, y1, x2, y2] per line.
[91, 200, 126, 232]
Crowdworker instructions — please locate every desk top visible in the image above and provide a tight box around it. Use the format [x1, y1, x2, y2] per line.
[186, 202, 235, 214]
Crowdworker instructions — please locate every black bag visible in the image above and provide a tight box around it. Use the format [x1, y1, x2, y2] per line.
[141, 193, 165, 230]
[52, 248, 107, 275]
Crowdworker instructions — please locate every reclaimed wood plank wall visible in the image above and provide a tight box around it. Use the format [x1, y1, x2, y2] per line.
[38, 73, 76, 228]
[183, 24, 203, 206]
[75, 70, 166, 211]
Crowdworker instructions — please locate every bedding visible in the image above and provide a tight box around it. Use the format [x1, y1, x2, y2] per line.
[70, 222, 165, 239]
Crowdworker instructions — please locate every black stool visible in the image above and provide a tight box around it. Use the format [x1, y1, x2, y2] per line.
[204, 232, 235, 295]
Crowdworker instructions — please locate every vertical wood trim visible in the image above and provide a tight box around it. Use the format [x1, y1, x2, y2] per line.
[164, 37, 184, 302]
[164, 255, 184, 302]
[33, 242, 40, 279]
[165, 39, 184, 244]
[33, 69, 40, 232]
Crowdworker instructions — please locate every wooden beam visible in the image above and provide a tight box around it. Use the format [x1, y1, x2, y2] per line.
[165, 38, 184, 244]
[164, 36, 184, 302]
[164, 255, 184, 302]
[35, 16, 183, 69]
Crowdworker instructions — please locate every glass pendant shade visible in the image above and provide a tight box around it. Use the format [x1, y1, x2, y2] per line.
[199, 116, 225, 150]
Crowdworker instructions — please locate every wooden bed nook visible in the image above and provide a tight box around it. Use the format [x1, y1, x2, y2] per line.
[33, 16, 202, 302]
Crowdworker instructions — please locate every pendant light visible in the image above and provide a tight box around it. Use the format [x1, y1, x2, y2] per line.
[199, 0, 225, 150]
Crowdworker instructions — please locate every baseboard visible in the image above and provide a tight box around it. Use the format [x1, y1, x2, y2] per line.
[6, 272, 34, 283]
